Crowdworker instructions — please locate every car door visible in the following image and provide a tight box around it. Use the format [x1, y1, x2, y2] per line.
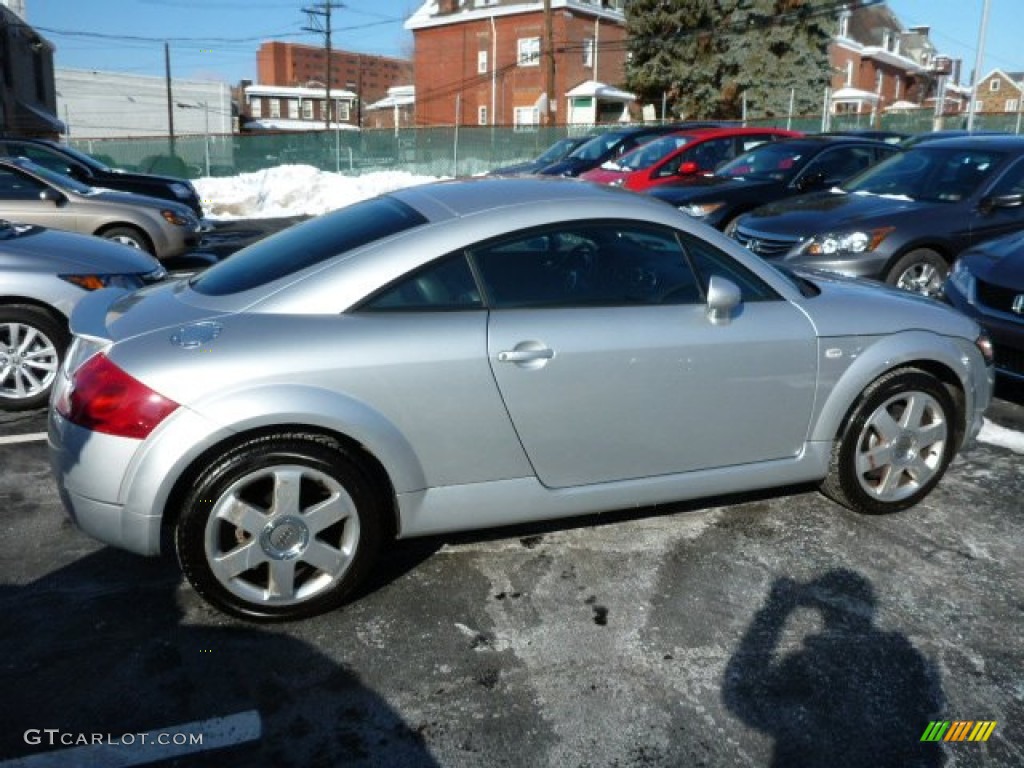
[475, 221, 818, 489]
[969, 156, 1024, 245]
[0, 165, 78, 231]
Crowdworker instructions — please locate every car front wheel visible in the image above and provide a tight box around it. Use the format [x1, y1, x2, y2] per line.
[101, 226, 154, 254]
[821, 368, 957, 514]
[886, 248, 947, 297]
[176, 433, 383, 621]
[0, 305, 68, 411]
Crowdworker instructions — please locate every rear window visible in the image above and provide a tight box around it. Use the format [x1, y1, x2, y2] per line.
[191, 197, 427, 296]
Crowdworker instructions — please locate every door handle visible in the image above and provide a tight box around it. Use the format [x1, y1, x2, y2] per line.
[497, 347, 554, 363]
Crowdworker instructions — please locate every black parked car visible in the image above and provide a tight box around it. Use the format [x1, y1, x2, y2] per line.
[648, 136, 899, 230]
[945, 231, 1024, 381]
[727, 136, 1024, 296]
[489, 134, 598, 175]
[0, 138, 204, 218]
[538, 123, 728, 177]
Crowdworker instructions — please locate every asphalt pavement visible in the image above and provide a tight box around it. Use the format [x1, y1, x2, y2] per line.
[0, 384, 1021, 767]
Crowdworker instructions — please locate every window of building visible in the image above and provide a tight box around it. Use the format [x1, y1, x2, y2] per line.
[478, 106, 488, 125]
[990, 79, 1001, 92]
[518, 37, 540, 67]
[513, 106, 539, 130]
[301, 100, 313, 120]
[583, 38, 594, 68]
[288, 99, 299, 119]
[338, 101, 351, 121]
[250, 98, 262, 118]
[1007, 99, 1019, 112]
[875, 71, 884, 93]
[845, 60, 854, 87]
[838, 11, 850, 38]
[270, 99, 281, 118]
[478, 50, 488, 74]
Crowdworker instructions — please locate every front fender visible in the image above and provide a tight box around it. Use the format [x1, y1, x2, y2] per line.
[810, 330, 980, 447]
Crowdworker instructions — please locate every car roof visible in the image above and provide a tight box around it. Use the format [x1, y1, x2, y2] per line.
[903, 134, 1024, 150]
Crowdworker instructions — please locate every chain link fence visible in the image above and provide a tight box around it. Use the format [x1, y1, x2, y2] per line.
[68, 113, 1023, 180]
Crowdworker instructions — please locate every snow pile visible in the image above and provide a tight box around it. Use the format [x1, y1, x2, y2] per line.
[978, 418, 1024, 454]
[195, 165, 442, 219]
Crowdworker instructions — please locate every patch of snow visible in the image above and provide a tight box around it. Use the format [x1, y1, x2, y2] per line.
[978, 417, 1024, 454]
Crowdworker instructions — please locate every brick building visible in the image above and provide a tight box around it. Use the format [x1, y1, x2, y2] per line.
[405, 0, 628, 128]
[256, 41, 412, 110]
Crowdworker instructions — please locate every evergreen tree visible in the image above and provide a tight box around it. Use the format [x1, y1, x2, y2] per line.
[626, 0, 834, 120]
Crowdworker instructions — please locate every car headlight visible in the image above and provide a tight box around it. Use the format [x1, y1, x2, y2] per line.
[59, 273, 147, 291]
[161, 208, 195, 227]
[947, 259, 976, 300]
[799, 227, 894, 257]
[681, 202, 725, 219]
[169, 182, 193, 199]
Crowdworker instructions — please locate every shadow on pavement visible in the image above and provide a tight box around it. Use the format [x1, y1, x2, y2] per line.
[722, 568, 945, 767]
[0, 548, 440, 767]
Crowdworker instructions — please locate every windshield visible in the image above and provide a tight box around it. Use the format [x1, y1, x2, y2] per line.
[841, 146, 1006, 202]
[536, 137, 581, 165]
[617, 134, 694, 171]
[716, 142, 811, 181]
[17, 160, 95, 194]
[568, 132, 626, 161]
[53, 143, 111, 172]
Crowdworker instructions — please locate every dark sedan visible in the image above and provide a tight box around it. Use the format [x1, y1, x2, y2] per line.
[489, 135, 597, 175]
[0, 138, 204, 218]
[538, 123, 726, 178]
[945, 231, 1024, 381]
[648, 136, 899, 230]
[727, 136, 1024, 296]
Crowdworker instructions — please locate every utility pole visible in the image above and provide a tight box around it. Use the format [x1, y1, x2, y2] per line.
[543, 0, 555, 125]
[165, 42, 176, 155]
[304, 1, 345, 130]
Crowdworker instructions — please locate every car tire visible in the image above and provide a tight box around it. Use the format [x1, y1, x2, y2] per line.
[0, 304, 68, 411]
[821, 368, 956, 515]
[100, 226, 154, 254]
[885, 248, 947, 297]
[176, 433, 384, 621]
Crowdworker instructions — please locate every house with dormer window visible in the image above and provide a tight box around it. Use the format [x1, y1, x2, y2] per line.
[404, 0, 629, 128]
[973, 69, 1024, 115]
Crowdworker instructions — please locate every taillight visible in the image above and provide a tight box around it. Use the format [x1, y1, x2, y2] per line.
[55, 354, 179, 439]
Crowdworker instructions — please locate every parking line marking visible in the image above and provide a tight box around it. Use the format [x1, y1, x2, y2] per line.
[1, 710, 261, 767]
[0, 432, 47, 445]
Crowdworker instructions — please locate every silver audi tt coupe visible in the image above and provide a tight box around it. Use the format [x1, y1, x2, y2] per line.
[49, 177, 994, 620]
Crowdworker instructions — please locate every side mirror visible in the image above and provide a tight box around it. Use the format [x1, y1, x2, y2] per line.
[677, 161, 700, 176]
[979, 193, 1024, 213]
[39, 187, 66, 204]
[706, 275, 742, 325]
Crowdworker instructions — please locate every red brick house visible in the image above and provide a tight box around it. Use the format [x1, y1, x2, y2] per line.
[405, 0, 628, 128]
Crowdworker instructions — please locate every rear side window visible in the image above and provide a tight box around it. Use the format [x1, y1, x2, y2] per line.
[192, 197, 427, 296]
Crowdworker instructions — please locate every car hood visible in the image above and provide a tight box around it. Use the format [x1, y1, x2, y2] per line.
[0, 225, 163, 274]
[650, 175, 777, 202]
[103, 168, 192, 187]
[580, 167, 627, 184]
[796, 267, 979, 338]
[489, 161, 546, 175]
[742, 189, 935, 233]
[538, 157, 593, 176]
[960, 231, 1024, 290]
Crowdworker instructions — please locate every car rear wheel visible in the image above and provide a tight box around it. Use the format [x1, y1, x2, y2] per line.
[821, 368, 956, 514]
[101, 226, 153, 254]
[886, 248, 947, 297]
[176, 433, 384, 621]
[0, 305, 68, 411]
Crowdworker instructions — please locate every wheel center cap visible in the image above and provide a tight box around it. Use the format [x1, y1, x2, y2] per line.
[260, 515, 310, 560]
[892, 433, 918, 464]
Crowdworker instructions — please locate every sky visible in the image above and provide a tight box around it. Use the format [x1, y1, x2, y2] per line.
[23, 1, 1020, 88]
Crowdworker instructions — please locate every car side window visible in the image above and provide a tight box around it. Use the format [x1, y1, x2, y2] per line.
[0, 167, 45, 200]
[17, 146, 77, 177]
[800, 147, 875, 184]
[678, 232, 780, 302]
[360, 253, 482, 311]
[471, 222, 703, 308]
[986, 157, 1024, 197]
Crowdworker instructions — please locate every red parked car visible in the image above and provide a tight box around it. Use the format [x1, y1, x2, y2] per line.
[580, 126, 802, 191]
